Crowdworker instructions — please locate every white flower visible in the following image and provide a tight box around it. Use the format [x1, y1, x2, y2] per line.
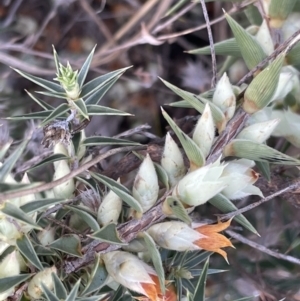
[221, 159, 263, 200]
[172, 159, 228, 207]
[161, 133, 186, 186]
[133, 154, 159, 212]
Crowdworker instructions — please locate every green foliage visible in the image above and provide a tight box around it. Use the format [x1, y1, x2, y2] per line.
[1, 0, 300, 300]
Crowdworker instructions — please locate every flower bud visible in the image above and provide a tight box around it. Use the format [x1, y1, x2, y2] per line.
[221, 159, 263, 200]
[192, 104, 215, 158]
[0, 251, 20, 301]
[237, 119, 279, 143]
[172, 160, 228, 207]
[52, 143, 74, 199]
[37, 226, 56, 246]
[0, 217, 21, 245]
[97, 181, 122, 226]
[133, 154, 159, 212]
[148, 220, 234, 262]
[54, 62, 81, 100]
[161, 133, 186, 186]
[0, 251, 20, 278]
[212, 73, 236, 121]
[27, 266, 57, 299]
[102, 251, 162, 301]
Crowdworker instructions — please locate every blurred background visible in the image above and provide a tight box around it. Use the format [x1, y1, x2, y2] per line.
[1, 1, 300, 300]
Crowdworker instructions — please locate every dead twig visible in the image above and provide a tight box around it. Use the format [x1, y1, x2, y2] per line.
[199, 0, 217, 88]
[227, 229, 300, 266]
[219, 178, 300, 221]
[0, 145, 145, 202]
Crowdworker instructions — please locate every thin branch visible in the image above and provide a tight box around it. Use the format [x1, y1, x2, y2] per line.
[152, 2, 197, 35]
[219, 179, 300, 221]
[156, 3, 245, 41]
[0, 145, 146, 203]
[227, 230, 300, 266]
[199, 0, 217, 88]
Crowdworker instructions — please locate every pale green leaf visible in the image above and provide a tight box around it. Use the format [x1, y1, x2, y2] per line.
[40, 103, 70, 127]
[209, 193, 258, 234]
[81, 67, 131, 99]
[0, 139, 28, 181]
[6, 110, 57, 120]
[81, 255, 108, 295]
[161, 108, 205, 169]
[16, 234, 43, 270]
[187, 38, 241, 56]
[165, 196, 192, 225]
[85, 76, 121, 105]
[21, 198, 65, 214]
[72, 98, 89, 120]
[65, 279, 81, 301]
[65, 205, 100, 232]
[0, 274, 32, 294]
[160, 78, 225, 131]
[91, 172, 143, 212]
[49, 234, 82, 257]
[86, 105, 131, 116]
[143, 232, 165, 294]
[243, 54, 285, 113]
[192, 258, 209, 301]
[225, 12, 266, 69]
[78, 45, 96, 88]
[26, 90, 54, 110]
[41, 282, 60, 301]
[90, 223, 126, 245]
[28, 154, 69, 171]
[224, 139, 300, 165]
[1, 202, 41, 230]
[12, 68, 64, 93]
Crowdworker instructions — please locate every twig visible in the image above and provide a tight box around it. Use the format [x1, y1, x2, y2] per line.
[227, 230, 300, 266]
[15, 150, 53, 174]
[79, 0, 114, 44]
[0, 145, 145, 202]
[46, 216, 85, 238]
[219, 179, 300, 221]
[199, 0, 217, 88]
[96, 0, 160, 53]
[156, 3, 245, 41]
[152, 2, 197, 35]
